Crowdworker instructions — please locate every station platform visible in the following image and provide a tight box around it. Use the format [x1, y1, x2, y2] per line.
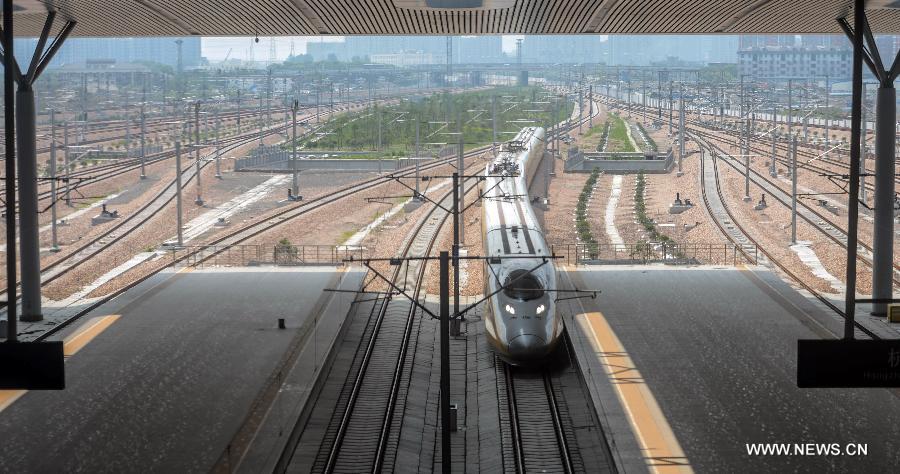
[558, 265, 900, 473]
[0, 266, 364, 472]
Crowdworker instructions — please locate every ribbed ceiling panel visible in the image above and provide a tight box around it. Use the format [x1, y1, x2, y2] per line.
[2, 0, 899, 36]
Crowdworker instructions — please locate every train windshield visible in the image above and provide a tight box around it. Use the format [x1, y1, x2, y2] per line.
[503, 270, 544, 301]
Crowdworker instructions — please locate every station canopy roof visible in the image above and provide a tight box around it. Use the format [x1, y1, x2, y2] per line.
[4, 0, 900, 37]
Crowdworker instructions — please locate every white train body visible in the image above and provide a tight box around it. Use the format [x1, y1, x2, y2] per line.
[482, 127, 561, 364]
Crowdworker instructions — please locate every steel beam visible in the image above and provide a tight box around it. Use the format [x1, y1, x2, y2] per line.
[843, 0, 865, 339]
[4, 0, 17, 339]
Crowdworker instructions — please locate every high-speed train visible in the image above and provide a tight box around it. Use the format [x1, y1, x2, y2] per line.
[482, 127, 561, 365]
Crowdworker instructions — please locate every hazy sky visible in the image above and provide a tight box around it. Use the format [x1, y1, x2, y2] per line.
[202, 35, 525, 61]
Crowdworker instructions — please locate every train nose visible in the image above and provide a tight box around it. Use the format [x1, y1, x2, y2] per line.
[507, 334, 547, 361]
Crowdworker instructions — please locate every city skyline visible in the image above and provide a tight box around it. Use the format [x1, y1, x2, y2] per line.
[14, 33, 897, 73]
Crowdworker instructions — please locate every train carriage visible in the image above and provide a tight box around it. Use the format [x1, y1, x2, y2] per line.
[482, 127, 562, 364]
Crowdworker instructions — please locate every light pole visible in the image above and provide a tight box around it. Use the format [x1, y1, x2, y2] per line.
[291, 99, 299, 199]
[770, 114, 777, 177]
[215, 106, 222, 179]
[258, 90, 264, 147]
[791, 136, 798, 244]
[491, 94, 497, 155]
[678, 83, 684, 176]
[140, 103, 147, 179]
[64, 120, 71, 205]
[49, 109, 59, 252]
[194, 102, 204, 206]
[125, 105, 131, 162]
[824, 75, 830, 148]
[668, 80, 674, 134]
[175, 139, 184, 247]
[787, 78, 793, 137]
[589, 84, 593, 128]
[237, 87, 242, 134]
[415, 116, 421, 199]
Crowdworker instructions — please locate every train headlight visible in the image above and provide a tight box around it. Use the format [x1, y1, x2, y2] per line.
[536, 304, 545, 315]
[505, 304, 516, 315]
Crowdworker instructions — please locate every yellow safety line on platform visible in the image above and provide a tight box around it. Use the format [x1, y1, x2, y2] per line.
[0, 389, 25, 412]
[0, 314, 121, 413]
[576, 311, 693, 473]
[64, 315, 121, 357]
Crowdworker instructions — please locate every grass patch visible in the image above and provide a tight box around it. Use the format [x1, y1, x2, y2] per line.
[338, 229, 357, 244]
[287, 86, 573, 157]
[606, 113, 635, 153]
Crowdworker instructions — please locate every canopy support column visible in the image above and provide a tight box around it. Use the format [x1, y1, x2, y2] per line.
[0, 11, 76, 323]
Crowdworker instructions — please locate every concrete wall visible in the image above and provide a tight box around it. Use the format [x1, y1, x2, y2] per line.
[564, 149, 674, 174]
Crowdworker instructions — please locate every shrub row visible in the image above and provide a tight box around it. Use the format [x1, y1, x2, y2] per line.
[635, 122, 657, 152]
[596, 121, 611, 152]
[634, 171, 671, 243]
[575, 168, 601, 245]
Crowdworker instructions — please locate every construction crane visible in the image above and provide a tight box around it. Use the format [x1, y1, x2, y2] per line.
[223, 48, 233, 63]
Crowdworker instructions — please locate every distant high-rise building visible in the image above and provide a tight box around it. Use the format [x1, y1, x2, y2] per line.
[458, 36, 504, 63]
[306, 35, 500, 64]
[736, 35, 867, 79]
[738, 35, 798, 50]
[607, 35, 739, 66]
[521, 35, 606, 64]
[370, 52, 436, 67]
[738, 46, 852, 79]
[13, 37, 202, 69]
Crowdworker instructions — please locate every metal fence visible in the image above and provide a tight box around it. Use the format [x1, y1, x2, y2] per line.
[552, 242, 759, 266]
[169, 244, 370, 268]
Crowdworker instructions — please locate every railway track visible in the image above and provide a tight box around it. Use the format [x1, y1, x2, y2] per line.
[310, 174, 479, 473]
[604, 95, 899, 194]
[1, 85, 448, 161]
[694, 124, 897, 194]
[699, 119, 900, 188]
[5, 88, 487, 340]
[28, 132, 496, 342]
[694, 133, 879, 340]
[19, 102, 607, 471]
[500, 361, 576, 474]
[601, 96, 900, 286]
[0, 103, 347, 301]
[692, 130, 900, 287]
[2, 99, 365, 211]
[3, 97, 411, 328]
[0, 89, 390, 159]
[0, 103, 297, 165]
[267, 109, 599, 472]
